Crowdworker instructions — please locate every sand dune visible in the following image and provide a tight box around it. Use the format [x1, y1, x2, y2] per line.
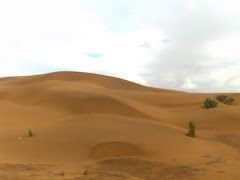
[0, 71, 239, 179]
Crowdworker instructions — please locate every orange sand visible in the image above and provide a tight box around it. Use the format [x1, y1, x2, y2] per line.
[0, 71, 239, 179]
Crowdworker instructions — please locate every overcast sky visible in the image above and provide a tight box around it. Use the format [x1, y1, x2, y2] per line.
[0, 0, 240, 92]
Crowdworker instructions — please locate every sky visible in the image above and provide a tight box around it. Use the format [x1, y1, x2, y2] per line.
[0, 0, 240, 92]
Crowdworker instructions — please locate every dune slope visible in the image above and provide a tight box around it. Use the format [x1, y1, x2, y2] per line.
[0, 71, 239, 180]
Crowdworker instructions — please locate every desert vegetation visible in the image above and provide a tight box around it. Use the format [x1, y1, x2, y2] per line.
[217, 95, 235, 104]
[83, 169, 88, 175]
[59, 171, 65, 177]
[186, 121, 195, 137]
[204, 98, 218, 108]
[28, 130, 33, 137]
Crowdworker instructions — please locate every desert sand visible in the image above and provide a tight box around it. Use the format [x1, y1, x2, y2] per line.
[0, 71, 239, 180]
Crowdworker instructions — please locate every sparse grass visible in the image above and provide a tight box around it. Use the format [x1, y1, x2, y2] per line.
[122, 173, 130, 178]
[207, 157, 222, 164]
[113, 172, 130, 178]
[201, 153, 211, 158]
[59, 171, 65, 177]
[144, 169, 149, 174]
[83, 169, 88, 175]
[191, 166, 207, 171]
[182, 165, 207, 173]
[217, 170, 224, 173]
[48, 176, 55, 180]
[156, 162, 163, 166]
[28, 130, 33, 137]
[183, 165, 189, 172]
[207, 160, 216, 164]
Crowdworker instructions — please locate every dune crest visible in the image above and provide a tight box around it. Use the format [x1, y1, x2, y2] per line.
[0, 71, 176, 92]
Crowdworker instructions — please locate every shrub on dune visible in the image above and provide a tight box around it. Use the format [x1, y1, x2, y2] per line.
[227, 97, 235, 104]
[28, 130, 33, 137]
[204, 98, 218, 108]
[217, 95, 228, 102]
[84, 169, 88, 175]
[186, 121, 195, 137]
[217, 95, 235, 104]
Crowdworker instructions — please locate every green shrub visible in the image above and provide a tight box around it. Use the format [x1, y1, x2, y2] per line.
[186, 121, 195, 137]
[59, 171, 65, 177]
[204, 98, 218, 108]
[227, 97, 235, 104]
[217, 95, 235, 104]
[84, 169, 88, 175]
[28, 130, 33, 137]
[217, 95, 228, 102]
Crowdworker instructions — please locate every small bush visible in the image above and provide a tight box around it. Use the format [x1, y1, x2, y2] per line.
[227, 97, 235, 104]
[217, 95, 228, 102]
[28, 130, 33, 137]
[186, 121, 195, 137]
[84, 169, 88, 175]
[217, 95, 235, 104]
[204, 98, 218, 108]
[59, 171, 65, 177]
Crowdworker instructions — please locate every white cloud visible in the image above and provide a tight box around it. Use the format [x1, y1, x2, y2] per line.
[181, 78, 197, 90]
[206, 36, 240, 59]
[0, 0, 169, 85]
[0, 0, 239, 92]
[229, 77, 240, 87]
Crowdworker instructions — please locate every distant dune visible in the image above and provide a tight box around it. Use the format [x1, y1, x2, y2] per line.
[0, 71, 239, 179]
